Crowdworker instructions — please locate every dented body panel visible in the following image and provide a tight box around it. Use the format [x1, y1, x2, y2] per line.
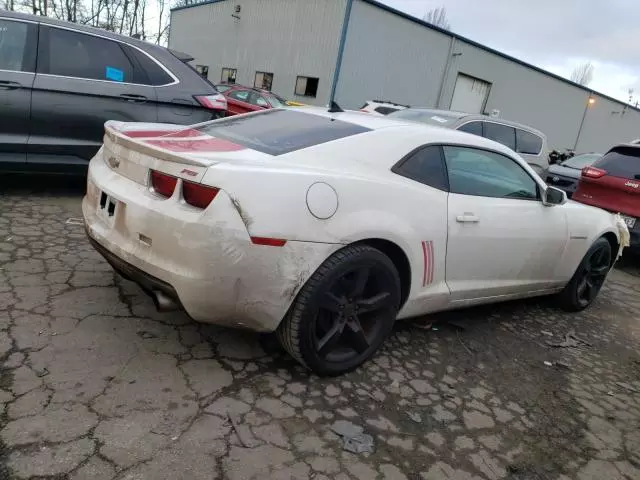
[83, 152, 337, 331]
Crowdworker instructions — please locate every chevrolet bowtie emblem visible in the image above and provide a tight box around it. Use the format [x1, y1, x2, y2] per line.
[108, 156, 120, 169]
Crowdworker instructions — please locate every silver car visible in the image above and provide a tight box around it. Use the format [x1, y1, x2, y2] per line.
[545, 153, 602, 198]
[388, 108, 549, 175]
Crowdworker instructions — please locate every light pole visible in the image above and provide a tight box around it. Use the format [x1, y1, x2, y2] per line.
[574, 95, 595, 151]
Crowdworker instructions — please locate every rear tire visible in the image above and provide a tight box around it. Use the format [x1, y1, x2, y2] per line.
[557, 237, 612, 312]
[277, 245, 401, 376]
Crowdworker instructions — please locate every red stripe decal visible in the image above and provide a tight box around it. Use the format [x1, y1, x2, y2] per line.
[122, 130, 180, 138]
[122, 128, 203, 139]
[163, 129, 204, 138]
[144, 138, 245, 152]
[422, 241, 429, 287]
[429, 241, 435, 284]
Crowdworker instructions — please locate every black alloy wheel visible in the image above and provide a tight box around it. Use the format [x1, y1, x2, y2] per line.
[558, 237, 612, 311]
[278, 245, 401, 376]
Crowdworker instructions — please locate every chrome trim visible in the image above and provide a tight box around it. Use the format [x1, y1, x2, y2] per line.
[0, 69, 35, 75]
[0, 16, 38, 24]
[42, 24, 179, 87]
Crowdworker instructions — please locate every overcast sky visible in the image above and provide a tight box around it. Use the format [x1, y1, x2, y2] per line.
[380, 0, 640, 103]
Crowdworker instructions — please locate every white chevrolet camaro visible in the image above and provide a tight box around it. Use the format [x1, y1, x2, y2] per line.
[83, 107, 624, 376]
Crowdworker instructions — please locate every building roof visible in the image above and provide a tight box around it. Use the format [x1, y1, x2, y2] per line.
[170, 0, 638, 113]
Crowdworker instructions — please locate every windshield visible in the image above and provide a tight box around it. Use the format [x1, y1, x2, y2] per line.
[388, 109, 460, 127]
[265, 93, 286, 108]
[562, 153, 601, 169]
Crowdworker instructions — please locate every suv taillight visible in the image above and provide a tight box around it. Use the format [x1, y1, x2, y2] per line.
[150, 170, 178, 198]
[195, 94, 227, 111]
[182, 180, 219, 209]
[582, 166, 607, 179]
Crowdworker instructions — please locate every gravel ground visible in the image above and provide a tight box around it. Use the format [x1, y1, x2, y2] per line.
[0, 175, 639, 480]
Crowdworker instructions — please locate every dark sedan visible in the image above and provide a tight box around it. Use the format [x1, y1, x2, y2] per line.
[545, 153, 602, 197]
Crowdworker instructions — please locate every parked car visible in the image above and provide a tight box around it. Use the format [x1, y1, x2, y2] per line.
[574, 144, 640, 250]
[0, 11, 226, 174]
[545, 153, 602, 198]
[220, 85, 289, 115]
[83, 107, 622, 375]
[360, 100, 409, 115]
[216, 83, 306, 107]
[388, 108, 549, 174]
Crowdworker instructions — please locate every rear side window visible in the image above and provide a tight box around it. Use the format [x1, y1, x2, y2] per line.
[197, 109, 370, 155]
[0, 19, 36, 72]
[375, 106, 399, 115]
[594, 147, 640, 179]
[45, 27, 133, 83]
[126, 46, 173, 86]
[516, 129, 543, 155]
[392, 146, 448, 191]
[484, 122, 516, 151]
[457, 121, 482, 136]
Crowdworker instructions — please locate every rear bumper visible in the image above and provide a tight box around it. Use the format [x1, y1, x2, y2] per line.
[83, 154, 338, 332]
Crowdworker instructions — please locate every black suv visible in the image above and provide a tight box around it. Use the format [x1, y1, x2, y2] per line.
[0, 11, 226, 173]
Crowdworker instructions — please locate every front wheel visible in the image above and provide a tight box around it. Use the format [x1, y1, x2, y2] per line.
[557, 237, 612, 311]
[277, 245, 401, 376]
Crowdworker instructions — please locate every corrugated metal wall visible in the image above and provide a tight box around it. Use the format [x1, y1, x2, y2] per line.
[337, 0, 640, 153]
[169, 0, 347, 105]
[334, 0, 450, 109]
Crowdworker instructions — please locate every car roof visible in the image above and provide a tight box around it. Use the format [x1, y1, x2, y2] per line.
[401, 108, 546, 137]
[1, 10, 169, 57]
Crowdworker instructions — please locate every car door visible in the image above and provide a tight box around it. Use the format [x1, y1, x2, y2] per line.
[28, 25, 157, 169]
[443, 145, 567, 303]
[391, 145, 450, 314]
[0, 17, 37, 166]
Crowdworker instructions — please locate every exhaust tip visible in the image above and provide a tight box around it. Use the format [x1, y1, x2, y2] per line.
[152, 290, 179, 312]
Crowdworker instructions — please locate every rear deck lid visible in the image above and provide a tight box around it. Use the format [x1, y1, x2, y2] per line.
[574, 146, 640, 217]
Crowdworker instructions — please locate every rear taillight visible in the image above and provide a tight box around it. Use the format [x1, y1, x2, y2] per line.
[182, 180, 219, 209]
[582, 166, 607, 179]
[195, 94, 227, 111]
[150, 170, 178, 198]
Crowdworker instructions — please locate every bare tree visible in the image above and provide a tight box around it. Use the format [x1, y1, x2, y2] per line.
[570, 62, 594, 86]
[423, 6, 450, 30]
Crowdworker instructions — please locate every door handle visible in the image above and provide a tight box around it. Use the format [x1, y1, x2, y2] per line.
[456, 214, 480, 223]
[0, 81, 21, 90]
[120, 93, 148, 103]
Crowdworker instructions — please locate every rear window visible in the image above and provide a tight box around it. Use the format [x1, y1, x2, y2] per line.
[196, 109, 370, 155]
[515, 129, 543, 155]
[594, 147, 640, 179]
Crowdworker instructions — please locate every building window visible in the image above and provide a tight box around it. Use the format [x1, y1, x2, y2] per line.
[195, 64, 209, 79]
[295, 76, 319, 97]
[221, 67, 237, 84]
[254, 71, 273, 91]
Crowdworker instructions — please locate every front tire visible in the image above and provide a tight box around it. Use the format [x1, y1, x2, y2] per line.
[557, 237, 612, 311]
[277, 245, 401, 376]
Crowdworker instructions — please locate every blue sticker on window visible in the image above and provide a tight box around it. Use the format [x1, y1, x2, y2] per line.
[105, 66, 124, 82]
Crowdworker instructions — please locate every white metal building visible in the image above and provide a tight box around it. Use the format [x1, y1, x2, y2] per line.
[169, 0, 640, 153]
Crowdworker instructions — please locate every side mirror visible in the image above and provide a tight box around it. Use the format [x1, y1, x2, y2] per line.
[543, 186, 567, 206]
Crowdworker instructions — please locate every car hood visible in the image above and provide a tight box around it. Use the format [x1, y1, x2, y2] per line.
[547, 164, 582, 179]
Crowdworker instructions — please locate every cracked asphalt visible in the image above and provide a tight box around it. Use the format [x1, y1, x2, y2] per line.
[0, 175, 639, 480]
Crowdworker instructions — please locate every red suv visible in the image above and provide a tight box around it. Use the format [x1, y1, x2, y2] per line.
[574, 144, 640, 249]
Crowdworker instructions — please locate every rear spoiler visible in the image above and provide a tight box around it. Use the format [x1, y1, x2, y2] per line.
[169, 48, 194, 63]
[104, 122, 215, 168]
